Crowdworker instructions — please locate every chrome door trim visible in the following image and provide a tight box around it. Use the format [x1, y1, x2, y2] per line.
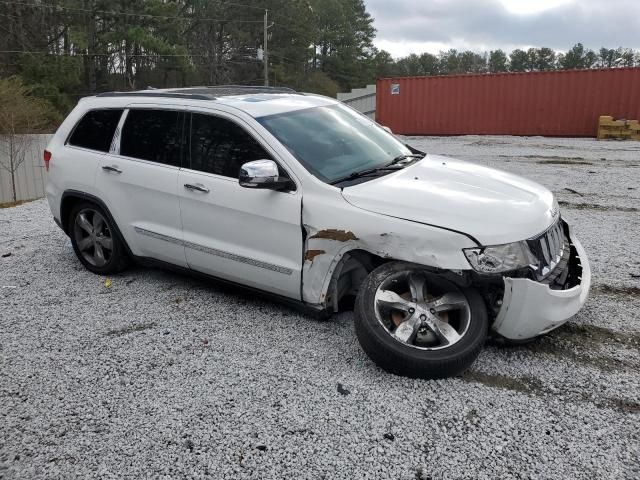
[134, 226, 293, 275]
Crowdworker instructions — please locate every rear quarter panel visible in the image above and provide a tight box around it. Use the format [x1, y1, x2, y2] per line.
[45, 102, 106, 223]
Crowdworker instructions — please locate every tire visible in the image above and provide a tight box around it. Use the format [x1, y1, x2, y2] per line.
[354, 261, 488, 379]
[68, 201, 130, 275]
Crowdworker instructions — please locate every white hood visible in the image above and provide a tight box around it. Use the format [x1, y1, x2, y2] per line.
[341, 154, 557, 245]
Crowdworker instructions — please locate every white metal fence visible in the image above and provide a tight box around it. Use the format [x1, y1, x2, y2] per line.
[337, 84, 376, 119]
[0, 134, 53, 203]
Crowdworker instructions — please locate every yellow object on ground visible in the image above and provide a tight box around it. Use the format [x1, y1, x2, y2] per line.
[598, 116, 640, 140]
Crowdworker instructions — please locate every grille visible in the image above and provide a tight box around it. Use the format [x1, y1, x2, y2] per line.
[527, 220, 566, 279]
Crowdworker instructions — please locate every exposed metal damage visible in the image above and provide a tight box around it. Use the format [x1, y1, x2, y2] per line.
[300, 211, 478, 311]
[310, 229, 359, 242]
[304, 249, 326, 262]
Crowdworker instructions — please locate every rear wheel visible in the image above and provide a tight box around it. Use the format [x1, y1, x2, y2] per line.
[354, 262, 488, 379]
[69, 202, 129, 275]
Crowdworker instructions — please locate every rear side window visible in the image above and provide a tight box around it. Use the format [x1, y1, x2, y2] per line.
[120, 109, 183, 167]
[68, 109, 123, 152]
[189, 113, 271, 178]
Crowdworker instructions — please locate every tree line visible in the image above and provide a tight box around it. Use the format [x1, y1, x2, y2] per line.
[376, 44, 640, 78]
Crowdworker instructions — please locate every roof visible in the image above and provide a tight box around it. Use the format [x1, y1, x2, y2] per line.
[93, 85, 338, 118]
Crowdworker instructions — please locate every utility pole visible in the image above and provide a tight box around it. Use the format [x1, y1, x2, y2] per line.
[263, 9, 269, 86]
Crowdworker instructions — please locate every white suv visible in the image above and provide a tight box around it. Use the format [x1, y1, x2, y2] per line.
[45, 86, 591, 378]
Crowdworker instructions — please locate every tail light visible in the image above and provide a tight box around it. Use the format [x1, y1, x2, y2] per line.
[44, 150, 52, 171]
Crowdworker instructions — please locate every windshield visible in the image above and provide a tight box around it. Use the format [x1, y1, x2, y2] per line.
[257, 104, 412, 183]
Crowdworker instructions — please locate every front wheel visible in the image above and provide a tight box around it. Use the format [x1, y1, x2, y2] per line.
[354, 262, 488, 379]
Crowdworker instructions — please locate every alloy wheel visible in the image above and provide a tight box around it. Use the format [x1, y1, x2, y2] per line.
[73, 208, 113, 267]
[374, 271, 471, 350]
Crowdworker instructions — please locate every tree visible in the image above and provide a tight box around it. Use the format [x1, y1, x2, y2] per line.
[559, 43, 596, 69]
[614, 48, 636, 67]
[0, 78, 58, 202]
[459, 51, 486, 73]
[438, 49, 461, 74]
[528, 47, 556, 71]
[598, 48, 616, 68]
[395, 54, 422, 76]
[370, 49, 396, 78]
[488, 50, 508, 72]
[584, 50, 598, 69]
[418, 52, 440, 76]
[509, 49, 529, 72]
[309, 0, 376, 89]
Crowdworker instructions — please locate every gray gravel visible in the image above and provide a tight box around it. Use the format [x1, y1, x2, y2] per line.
[1, 135, 639, 479]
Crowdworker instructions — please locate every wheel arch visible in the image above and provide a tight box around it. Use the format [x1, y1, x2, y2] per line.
[60, 190, 133, 257]
[321, 248, 388, 312]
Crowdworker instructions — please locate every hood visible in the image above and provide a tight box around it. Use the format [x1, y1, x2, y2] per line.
[341, 154, 557, 245]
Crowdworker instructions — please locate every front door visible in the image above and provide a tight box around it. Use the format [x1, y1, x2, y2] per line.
[178, 111, 302, 299]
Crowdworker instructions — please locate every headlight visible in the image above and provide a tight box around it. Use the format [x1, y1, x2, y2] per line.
[464, 241, 537, 274]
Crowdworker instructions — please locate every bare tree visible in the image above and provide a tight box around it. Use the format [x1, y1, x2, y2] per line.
[0, 78, 56, 202]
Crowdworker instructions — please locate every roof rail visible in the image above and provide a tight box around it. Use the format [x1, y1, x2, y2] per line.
[96, 91, 215, 100]
[171, 85, 298, 96]
[201, 85, 297, 93]
[95, 85, 298, 100]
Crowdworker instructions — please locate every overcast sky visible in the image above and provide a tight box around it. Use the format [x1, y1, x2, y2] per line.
[365, 0, 640, 58]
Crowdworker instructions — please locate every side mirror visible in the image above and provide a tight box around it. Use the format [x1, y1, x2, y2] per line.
[239, 159, 294, 191]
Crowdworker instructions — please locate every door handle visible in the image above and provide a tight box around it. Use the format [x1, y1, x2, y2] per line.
[102, 165, 122, 174]
[184, 183, 210, 193]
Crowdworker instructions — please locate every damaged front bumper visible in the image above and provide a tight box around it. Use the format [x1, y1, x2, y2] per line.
[492, 226, 591, 340]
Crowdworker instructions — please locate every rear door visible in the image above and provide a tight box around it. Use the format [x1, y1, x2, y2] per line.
[54, 108, 124, 213]
[178, 111, 302, 299]
[94, 107, 187, 267]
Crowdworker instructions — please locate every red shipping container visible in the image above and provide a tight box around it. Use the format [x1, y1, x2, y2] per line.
[376, 68, 640, 137]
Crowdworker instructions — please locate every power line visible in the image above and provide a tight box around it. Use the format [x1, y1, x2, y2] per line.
[224, 2, 267, 11]
[0, 50, 206, 57]
[0, 0, 265, 23]
[269, 51, 309, 65]
[0, 50, 263, 62]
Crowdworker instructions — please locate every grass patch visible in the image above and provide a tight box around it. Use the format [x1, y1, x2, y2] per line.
[504, 321, 640, 373]
[591, 284, 640, 298]
[0, 199, 40, 209]
[536, 159, 594, 165]
[106, 322, 157, 337]
[498, 154, 594, 165]
[558, 201, 639, 212]
[604, 397, 640, 414]
[557, 322, 640, 346]
[524, 338, 640, 372]
[460, 371, 544, 393]
[502, 154, 587, 160]
[461, 369, 640, 414]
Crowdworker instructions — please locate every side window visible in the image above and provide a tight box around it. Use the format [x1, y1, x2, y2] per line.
[68, 109, 123, 152]
[189, 113, 272, 178]
[120, 109, 182, 167]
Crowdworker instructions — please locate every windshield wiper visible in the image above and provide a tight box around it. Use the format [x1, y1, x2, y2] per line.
[330, 154, 425, 186]
[330, 165, 404, 185]
[388, 153, 425, 166]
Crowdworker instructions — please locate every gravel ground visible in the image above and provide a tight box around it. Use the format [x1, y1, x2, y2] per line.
[1, 136, 639, 479]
